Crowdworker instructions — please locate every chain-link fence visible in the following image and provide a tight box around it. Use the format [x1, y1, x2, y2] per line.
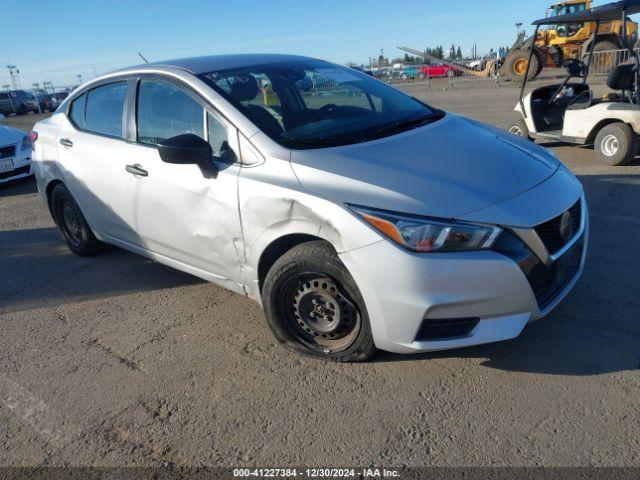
[587, 47, 640, 76]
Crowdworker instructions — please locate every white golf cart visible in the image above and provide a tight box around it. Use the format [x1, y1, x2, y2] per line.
[508, 0, 640, 166]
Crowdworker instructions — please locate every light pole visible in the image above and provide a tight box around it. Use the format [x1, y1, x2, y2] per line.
[77, 74, 82, 85]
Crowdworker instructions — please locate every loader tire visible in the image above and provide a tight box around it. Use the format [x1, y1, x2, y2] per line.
[504, 49, 542, 82]
[583, 40, 619, 74]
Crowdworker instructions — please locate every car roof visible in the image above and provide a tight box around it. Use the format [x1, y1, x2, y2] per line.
[143, 53, 316, 74]
[533, 0, 640, 25]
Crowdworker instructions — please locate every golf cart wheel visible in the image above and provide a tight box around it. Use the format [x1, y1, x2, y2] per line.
[50, 184, 103, 256]
[594, 123, 638, 166]
[507, 118, 533, 141]
[261, 241, 376, 362]
[504, 49, 541, 82]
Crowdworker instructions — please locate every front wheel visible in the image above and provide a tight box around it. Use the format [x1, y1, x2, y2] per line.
[507, 118, 533, 140]
[50, 184, 103, 256]
[594, 123, 638, 166]
[261, 241, 376, 362]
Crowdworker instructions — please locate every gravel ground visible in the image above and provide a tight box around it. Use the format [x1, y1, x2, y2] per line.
[0, 77, 639, 468]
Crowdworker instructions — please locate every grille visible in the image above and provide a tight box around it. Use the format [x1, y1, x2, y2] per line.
[0, 145, 16, 159]
[0, 165, 30, 180]
[534, 200, 581, 255]
[494, 232, 583, 312]
[416, 317, 480, 341]
[532, 242, 583, 310]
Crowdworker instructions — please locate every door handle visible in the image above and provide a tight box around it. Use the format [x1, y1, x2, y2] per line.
[125, 164, 148, 177]
[59, 138, 73, 147]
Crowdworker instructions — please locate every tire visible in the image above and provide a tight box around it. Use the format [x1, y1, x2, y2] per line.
[50, 184, 103, 256]
[261, 241, 376, 362]
[503, 48, 542, 82]
[594, 123, 638, 166]
[507, 118, 533, 140]
[583, 40, 618, 73]
[17, 104, 27, 115]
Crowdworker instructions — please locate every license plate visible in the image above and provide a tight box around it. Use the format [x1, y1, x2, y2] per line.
[0, 158, 14, 173]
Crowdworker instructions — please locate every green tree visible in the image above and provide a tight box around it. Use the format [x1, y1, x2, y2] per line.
[448, 44, 454, 59]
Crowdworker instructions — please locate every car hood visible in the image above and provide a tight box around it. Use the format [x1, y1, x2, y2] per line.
[289, 113, 560, 219]
[0, 125, 26, 145]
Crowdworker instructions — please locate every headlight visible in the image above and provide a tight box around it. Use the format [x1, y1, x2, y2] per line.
[349, 205, 502, 253]
[21, 135, 32, 151]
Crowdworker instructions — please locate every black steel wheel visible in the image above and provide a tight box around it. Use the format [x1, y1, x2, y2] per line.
[262, 241, 376, 362]
[50, 183, 103, 256]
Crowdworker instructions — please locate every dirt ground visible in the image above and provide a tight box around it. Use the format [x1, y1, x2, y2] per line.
[1, 77, 639, 468]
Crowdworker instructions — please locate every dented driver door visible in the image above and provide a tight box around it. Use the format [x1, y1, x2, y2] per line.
[121, 76, 245, 288]
[122, 141, 244, 287]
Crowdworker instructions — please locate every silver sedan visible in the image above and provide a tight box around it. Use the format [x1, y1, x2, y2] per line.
[31, 54, 588, 361]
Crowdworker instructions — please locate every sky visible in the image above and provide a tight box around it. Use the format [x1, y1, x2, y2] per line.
[0, 0, 618, 89]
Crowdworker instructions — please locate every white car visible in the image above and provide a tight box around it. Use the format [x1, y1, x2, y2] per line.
[0, 124, 34, 183]
[31, 54, 588, 362]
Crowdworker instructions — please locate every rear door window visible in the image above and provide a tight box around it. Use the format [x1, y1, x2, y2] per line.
[84, 82, 127, 138]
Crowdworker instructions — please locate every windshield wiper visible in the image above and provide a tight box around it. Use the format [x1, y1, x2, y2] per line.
[361, 110, 445, 142]
[282, 136, 351, 148]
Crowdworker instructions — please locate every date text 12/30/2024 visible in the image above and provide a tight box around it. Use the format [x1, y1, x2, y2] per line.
[233, 468, 401, 478]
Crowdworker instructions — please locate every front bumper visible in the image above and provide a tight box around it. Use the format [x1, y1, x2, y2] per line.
[339, 203, 589, 355]
[0, 147, 33, 184]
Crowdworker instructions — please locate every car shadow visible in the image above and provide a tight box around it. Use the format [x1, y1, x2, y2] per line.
[374, 173, 640, 376]
[0, 226, 204, 315]
[0, 175, 37, 197]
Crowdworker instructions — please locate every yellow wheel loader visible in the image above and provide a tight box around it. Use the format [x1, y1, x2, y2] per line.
[502, 0, 638, 82]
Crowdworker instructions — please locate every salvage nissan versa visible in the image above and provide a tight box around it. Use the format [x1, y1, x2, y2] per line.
[31, 54, 588, 362]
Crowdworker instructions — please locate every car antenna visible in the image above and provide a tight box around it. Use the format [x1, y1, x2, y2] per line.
[138, 52, 149, 64]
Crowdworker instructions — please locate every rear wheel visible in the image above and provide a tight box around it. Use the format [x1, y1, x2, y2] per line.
[262, 241, 376, 362]
[50, 184, 103, 256]
[594, 123, 638, 166]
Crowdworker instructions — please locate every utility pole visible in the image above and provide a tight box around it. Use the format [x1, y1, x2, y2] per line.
[6, 65, 20, 90]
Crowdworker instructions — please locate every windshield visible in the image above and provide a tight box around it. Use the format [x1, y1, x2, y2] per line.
[198, 59, 442, 149]
[547, 2, 586, 17]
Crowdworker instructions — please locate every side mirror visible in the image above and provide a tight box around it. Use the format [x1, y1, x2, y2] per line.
[158, 133, 217, 179]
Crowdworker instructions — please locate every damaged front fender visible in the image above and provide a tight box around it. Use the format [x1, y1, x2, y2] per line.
[237, 155, 382, 302]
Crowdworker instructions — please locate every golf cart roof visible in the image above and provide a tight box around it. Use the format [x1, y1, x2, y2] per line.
[533, 0, 640, 25]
